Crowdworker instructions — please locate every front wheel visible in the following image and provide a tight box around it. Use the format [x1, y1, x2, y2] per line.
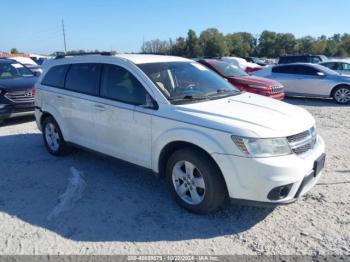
[333, 86, 350, 104]
[42, 116, 71, 156]
[166, 148, 227, 214]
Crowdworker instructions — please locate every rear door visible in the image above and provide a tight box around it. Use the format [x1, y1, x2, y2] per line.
[40, 64, 71, 138]
[64, 63, 101, 149]
[91, 63, 153, 168]
[270, 65, 301, 95]
[291, 65, 330, 96]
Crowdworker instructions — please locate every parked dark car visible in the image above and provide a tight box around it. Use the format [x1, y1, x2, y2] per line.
[278, 55, 328, 64]
[0, 59, 37, 124]
[197, 59, 284, 100]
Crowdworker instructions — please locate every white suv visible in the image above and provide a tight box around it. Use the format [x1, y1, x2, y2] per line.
[35, 54, 326, 214]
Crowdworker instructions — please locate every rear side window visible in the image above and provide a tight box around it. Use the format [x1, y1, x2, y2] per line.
[41, 65, 69, 88]
[65, 63, 100, 95]
[294, 65, 318, 75]
[272, 66, 296, 74]
[100, 64, 147, 105]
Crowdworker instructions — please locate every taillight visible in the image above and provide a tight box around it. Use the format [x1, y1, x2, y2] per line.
[32, 86, 36, 95]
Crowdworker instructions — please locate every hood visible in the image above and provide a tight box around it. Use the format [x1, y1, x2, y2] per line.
[0, 77, 37, 92]
[173, 92, 315, 138]
[229, 75, 280, 87]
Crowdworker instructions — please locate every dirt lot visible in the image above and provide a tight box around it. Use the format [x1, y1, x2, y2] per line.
[0, 98, 349, 255]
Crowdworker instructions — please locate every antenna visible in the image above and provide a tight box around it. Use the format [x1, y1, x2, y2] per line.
[62, 19, 67, 52]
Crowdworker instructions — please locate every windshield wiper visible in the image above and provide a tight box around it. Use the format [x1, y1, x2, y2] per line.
[207, 89, 241, 98]
[169, 95, 209, 103]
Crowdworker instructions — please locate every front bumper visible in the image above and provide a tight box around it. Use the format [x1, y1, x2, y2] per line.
[211, 135, 325, 205]
[0, 102, 35, 120]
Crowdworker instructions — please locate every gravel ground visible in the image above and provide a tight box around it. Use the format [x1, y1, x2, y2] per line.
[0, 97, 349, 255]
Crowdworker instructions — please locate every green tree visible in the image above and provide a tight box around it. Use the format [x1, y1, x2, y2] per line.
[257, 31, 277, 57]
[226, 32, 255, 57]
[10, 48, 19, 54]
[274, 33, 297, 56]
[296, 36, 316, 54]
[199, 28, 228, 57]
[171, 37, 187, 56]
[186, 29, 202, 57]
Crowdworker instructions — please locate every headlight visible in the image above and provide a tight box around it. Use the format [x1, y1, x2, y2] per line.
[231, 136, 292, 157]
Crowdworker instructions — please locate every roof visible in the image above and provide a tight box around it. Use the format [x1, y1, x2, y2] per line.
[115, 54, 192, 64]
[273, 62, 331, 71]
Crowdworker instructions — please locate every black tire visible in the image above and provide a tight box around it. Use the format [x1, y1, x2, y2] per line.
[166, 148, 227, 214]
[332, 85, 350, 104]
[42, 116, 71, 156]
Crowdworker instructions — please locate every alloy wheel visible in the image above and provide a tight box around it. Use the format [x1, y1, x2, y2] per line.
[45, 122, 60, 151]
[172, 160, 206, 205]
[334, 88, 350, 103]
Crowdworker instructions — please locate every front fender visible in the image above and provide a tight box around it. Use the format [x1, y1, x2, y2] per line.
[152, 127, 227, 173]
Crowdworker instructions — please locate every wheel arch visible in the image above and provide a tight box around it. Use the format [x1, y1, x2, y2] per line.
[330, 83, 350, 97]
[39, 105, 69, 141]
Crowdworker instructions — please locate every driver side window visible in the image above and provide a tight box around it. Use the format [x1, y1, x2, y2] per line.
[100, 64, 147, 105]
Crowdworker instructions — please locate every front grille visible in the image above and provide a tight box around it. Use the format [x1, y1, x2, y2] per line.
[270, 85, 284, 94]
[287, 127, 317, 155]
[4, 90, 34, 103]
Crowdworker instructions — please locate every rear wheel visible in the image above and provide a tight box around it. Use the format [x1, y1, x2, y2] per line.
[333, 86, 350, 104]
[166, 148, 227, 214]
[42, 116, 71, 156]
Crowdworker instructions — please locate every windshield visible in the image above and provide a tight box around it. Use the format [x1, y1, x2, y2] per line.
[0, 63, 34, 79]
[138, 62, 240, 104]
[210, 62, 248, 77]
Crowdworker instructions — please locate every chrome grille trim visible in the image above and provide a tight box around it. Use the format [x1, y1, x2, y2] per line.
[270, 85, 284, 94]
[4, 90, 34, 103]
[287, 127, 317, 155]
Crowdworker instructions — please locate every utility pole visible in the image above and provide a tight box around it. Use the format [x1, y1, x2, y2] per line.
[62, 19, 67, 53]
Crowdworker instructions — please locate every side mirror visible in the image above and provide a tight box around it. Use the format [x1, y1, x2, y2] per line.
[316, 72, 325, 77]
[140, 93, 158, 110]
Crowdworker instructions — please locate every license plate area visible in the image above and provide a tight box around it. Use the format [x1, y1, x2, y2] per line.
[313, 153, 326, 177]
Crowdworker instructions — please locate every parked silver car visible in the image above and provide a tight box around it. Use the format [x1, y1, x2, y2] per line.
[253, 63, 350, 104]
[320, 60, 350, 76]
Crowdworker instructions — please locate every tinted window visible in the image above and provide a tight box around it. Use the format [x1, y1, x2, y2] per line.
[100, 64, 147, 105]
[272, 65, 296, 74]
[42, 65, 69, 88]
[322, 62, 338, 70]
[294, 65, 319, 75]
[342, 63, 350, 70]
[65, 63, 99, 95]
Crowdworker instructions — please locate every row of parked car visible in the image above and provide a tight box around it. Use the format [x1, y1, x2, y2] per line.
[192, 55, 350, 104]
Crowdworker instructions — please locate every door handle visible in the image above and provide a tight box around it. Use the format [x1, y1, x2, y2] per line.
[56, 95, 63, 99]
[94, 104, 107, 111]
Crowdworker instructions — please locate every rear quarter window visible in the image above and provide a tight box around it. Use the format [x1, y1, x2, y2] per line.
[41, 65, 69, 88]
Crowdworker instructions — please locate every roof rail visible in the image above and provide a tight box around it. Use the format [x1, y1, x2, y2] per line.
[54, 51, 113, 59]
